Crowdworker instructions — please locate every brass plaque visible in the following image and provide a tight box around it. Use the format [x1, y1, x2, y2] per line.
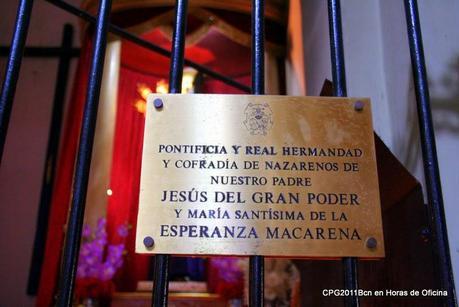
[136, 94, 384, 258]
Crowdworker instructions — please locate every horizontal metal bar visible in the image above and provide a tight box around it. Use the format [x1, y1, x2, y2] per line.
[0, 0, 34, 163]
[403, 0, 457, 306]
[0, 46, 80, 58]
[44, 0, 251, 93]
[56, 0, 113, 305]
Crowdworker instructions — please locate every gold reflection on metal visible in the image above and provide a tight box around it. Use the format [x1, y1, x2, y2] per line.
[136, 94, 384, 258]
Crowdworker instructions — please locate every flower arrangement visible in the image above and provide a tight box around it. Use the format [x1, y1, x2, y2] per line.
[207, 257, 244, 299]
[75, 218, 129, 302]
[264, 259, 300, 307]
[239, 258, 300, 307]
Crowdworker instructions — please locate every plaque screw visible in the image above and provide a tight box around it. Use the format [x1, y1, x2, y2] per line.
[366, 237, 377, 249]
[143, 236, 155, 248]
[420, 228, 431, 243]
[354, 100, 364, 111]
[154, 98, 163, 109]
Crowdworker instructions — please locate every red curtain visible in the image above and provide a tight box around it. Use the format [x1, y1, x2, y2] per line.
[105, 29, 250, 291]
[104, 69, 251, 292]
[36, 36, 92, 307]
[105, 66, 163, 290]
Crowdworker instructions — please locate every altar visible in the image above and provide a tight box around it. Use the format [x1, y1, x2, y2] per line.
[111, 292, 227, 307]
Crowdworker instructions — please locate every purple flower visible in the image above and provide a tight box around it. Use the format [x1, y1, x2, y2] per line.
[82, 224, 91, 238]
[210, 258, 243, 283]
[76, 218, 129, 282]
[99, 263, 116, 281]
[117, 224, 129, 238]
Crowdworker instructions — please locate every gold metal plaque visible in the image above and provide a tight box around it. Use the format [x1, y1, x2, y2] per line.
[136, 94, 384, 258]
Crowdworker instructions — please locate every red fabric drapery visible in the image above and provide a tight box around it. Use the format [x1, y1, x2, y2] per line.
[105, 29, 250, 291]
[105, 66, 161, 290]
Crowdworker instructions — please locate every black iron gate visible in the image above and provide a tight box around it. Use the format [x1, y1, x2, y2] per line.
[0, 0, 457, 306]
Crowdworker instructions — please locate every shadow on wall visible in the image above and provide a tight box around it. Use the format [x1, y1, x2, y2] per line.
[403, 71, 421, 176]
[402, 54, 459, 178]
[431, 55, 459, 133]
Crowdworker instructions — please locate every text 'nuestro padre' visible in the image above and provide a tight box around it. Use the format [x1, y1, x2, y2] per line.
[135, 94, 384, 258]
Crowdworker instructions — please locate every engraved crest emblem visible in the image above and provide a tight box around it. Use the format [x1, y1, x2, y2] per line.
[244, 103, 273, 135]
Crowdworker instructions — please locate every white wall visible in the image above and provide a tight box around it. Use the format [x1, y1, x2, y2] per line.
[301, 0, 459, 295]
[418, 0, 459, 296]
[302, 0, 393, 148]
[0, 0, 80, 305]
[301, 1, 331, 97]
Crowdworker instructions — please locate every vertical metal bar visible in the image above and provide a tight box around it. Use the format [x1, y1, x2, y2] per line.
[249, 0, 265, 306]
[152, 1, 188, 306]
[251, 0, 265, 95]
[327, 1, 359, 307]
[403, 1, 457, 306]
[26, 24, 74, 296]
[327, 0, 347, 97]
[168, 0, 188, 94]
[56, 0, 112, 305]
[0, 0, 34, 163]
[152, 255, 170, 307]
